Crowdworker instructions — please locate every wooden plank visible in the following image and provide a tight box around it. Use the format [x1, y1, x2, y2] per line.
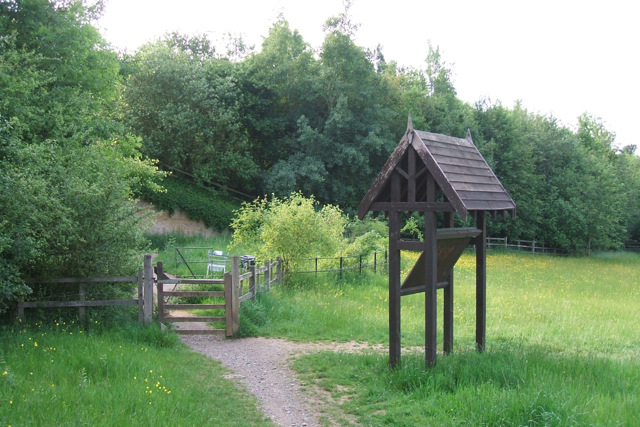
[157, 279, 224, 285]
[249, 262, 256, 301]
[427, 145, 488, 161]
[397, 240, 424, 251]
[143, 255, 153, 325]
[451, 182, 508, 192]
[163, 291, 225, 297]
[164, 304, 225, 310]
[401, 229, 481, 289]
[443, 212, 454, 355]
[388, 170, 402, 368]
[416, 130, 474, 147]
[239, 293, 254, 303]
[447, 173, 502, 185]
[457, 191, 514, 201]
[476, 211, 487, 352]
[21, 300, 138, 308]
[164, 316, 225, 322]
[157, 262, 165, 323]
[438, 163, 495, 177]
[431, 155, 489, 169]
[78, 283, 85, 321]
[224, 272, 233, 337]
[425, 173, 438, 367]
[174, 329, 226, 335]
[408, 145, 416, 202]
[24, 276, 138, 284]
[400, 282, 449, 296]
[238, 272, 252, 281]
[231, 256, 240, 334]
[369, 202, 454, 212]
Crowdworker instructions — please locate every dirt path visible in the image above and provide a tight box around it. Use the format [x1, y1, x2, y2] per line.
[181, 334, 384, 427]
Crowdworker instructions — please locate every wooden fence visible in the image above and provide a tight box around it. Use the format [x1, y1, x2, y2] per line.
[17, 255, 155, 324]
[156, 256, 282, 336]
[625, 242, 640, 252]
[486, 237, 572, 255]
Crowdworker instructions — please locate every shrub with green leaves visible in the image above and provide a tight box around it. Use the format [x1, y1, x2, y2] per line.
[230, 192, 346, 273]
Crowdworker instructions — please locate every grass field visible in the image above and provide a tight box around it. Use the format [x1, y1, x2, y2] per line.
[243, 250, 640, 426]
[0, 320, 273, 427]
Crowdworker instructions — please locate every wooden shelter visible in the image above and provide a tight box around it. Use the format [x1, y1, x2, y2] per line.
[358, 116, 515, 367]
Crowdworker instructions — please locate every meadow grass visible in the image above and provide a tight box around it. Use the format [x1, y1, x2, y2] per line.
[245, 250, 640, 426]
[0, 319, 273, 427]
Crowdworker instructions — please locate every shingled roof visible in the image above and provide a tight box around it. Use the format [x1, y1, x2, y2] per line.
[358, 119, 516, 221]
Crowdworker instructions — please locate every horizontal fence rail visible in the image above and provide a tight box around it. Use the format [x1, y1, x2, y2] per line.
[157, 256, 282, 336]
[17, 267, 151, 324]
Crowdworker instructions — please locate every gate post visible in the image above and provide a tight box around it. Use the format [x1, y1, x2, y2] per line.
[224, 272, 233, 337]
[231, 255, 240, 334]
[156, 262, 165, 324]
[143, 255, 153, 325]
[249, 260, 256, 301]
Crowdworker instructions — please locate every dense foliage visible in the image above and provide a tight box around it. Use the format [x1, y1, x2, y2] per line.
[2, 0, 639, 313]
[0, 0, 160, 310]
[121, 6, 640, 253]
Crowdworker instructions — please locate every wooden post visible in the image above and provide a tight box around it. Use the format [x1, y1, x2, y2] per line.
[424, 173, 438, 366]
[339, 257, 343, 279]
[263, 260, 269, 290]
[476, 211, 487, 352]
[276, 257, 282, 283]
[359, 255, 363, 274]
[388, 170, 402, 368]
[231, 255, 240, 334]
[443, 212, 454, 354]
[137, 269, 144, 324]
[224, 272, 233, 337]
[156, 262, 165, 324]
[374, 251, 377, 274]
[315, 257, 318, 276]
[249, 260, 256, 301]
[143, 255, 153, 325]
[268, 259, 273, 289]
[78, 283, 85, 322]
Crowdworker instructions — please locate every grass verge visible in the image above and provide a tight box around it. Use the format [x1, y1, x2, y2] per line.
[0, 320, 273, 426]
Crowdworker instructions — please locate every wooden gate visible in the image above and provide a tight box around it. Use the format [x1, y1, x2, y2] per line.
[155, 256, 282, 336]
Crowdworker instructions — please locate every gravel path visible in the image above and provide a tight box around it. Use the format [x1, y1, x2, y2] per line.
[181, 335, 383, 426]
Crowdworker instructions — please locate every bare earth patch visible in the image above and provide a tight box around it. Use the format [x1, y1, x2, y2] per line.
[181, 335, 385, 426]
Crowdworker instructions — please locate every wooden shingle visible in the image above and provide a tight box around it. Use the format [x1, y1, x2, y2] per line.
[358, 122, 515, 220]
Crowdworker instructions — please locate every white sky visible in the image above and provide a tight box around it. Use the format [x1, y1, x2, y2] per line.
[99, 0, 639, 150]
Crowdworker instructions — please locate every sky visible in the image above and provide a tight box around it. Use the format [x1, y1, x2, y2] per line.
[99, 0, 639, 150]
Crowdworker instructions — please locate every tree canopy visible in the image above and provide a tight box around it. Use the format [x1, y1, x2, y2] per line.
[1, 0, 639, 313]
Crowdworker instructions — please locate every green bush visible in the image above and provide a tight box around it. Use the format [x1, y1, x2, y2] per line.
[139, 176, 240, 231]
[230, 192, 347, 274]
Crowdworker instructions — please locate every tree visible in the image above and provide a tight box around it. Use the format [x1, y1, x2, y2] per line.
[262, 10, 398, 210]
[122, 35, 259, 190]
[0, 0, 121, 145]
[0, 0, 161, 311]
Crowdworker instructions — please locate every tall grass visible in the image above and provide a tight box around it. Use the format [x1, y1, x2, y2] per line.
[0, 320, 272, 426]
[248, 251, 640, 426]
